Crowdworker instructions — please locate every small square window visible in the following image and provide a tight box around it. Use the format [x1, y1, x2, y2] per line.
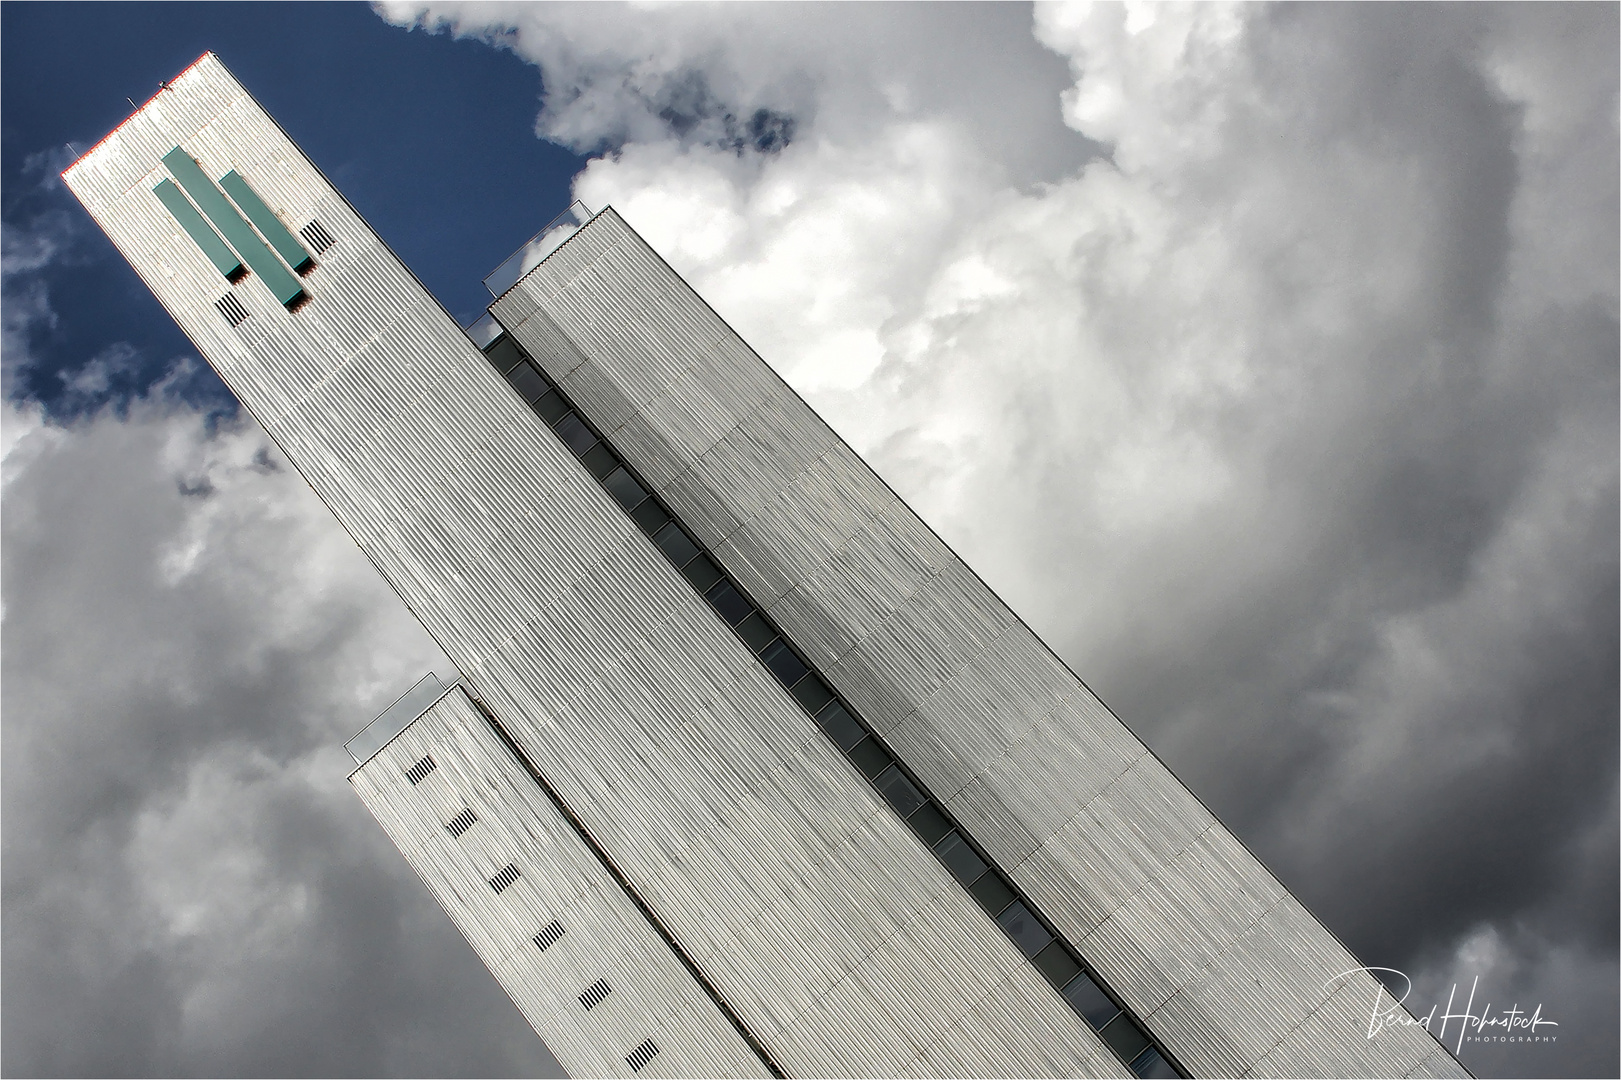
[299, 219, 336, 254]
[626, 1040, 660, 1073]
[874, 765, 926, 817]
[814, 700, 866, 751]
[682, 553, 724, 592]
[705, 579, 755, 625]
[759, 639, 808, 686]
[581, 443, 618, 480]
[578, 978, 612, 1011]
[790, 674, 834, 715]
[933, 830, 988, 885]
[533, 919, 566, 951]
[996, 900, 1053, 958]
[508, 362, 548, 403]
[1031, 940, 1082, 987]
[445, 807, 479, 838]
[735, 612, 776, 654]
[1061, 971, 1120, 1030]
[554, 412, 597, 455]
[653, 522, 700, 567]
[488, 863, 522, 894]
[604, 468, 648, 511]
[631, 500, 669, 534]
[532, 389, 569, 426]
[906, 802, 952, 847]
[1099, 1015, 1151, 1065]
[969, 870, 1016, 917]
[215, 292, 249, 327]
[847, 736, 892, 779]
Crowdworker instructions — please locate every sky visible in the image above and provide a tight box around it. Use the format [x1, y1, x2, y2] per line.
[2, 3, 1615, 1078]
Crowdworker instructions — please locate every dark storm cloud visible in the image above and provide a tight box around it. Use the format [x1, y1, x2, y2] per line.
[1060, 0, 1619, 945]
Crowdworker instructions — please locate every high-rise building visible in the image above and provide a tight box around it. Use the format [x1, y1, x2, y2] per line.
[66, 54, 1466, 1080]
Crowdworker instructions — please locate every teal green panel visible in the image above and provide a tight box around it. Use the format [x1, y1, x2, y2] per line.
[219, 170, 312, 272]
[153, 179, 243, 280]
[162, 147, 305, 308]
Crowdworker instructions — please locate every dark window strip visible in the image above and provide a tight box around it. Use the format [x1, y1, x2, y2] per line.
[484, 334, 1183, 1078]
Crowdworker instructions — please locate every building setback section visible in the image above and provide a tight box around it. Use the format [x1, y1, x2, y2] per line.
[64, 52, 1467, 1080]
[474, 328, 1178, 1075]
[491, 212, 1468, 1080]
[352, 685, 774, 1078]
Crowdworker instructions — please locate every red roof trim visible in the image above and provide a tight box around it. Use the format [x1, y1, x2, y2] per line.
[61, 51, 217, 178]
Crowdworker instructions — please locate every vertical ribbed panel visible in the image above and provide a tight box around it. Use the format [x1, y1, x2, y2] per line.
[494, 210, 1468, 1079]
[68, 54, 1145, 1080]
[352, 689, 769, 1079]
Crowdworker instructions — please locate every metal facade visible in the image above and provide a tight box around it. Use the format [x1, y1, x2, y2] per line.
[352, 685, 773, 1078]
[490, 214, 1466, 1080]
[67, 53, 1466, 1080]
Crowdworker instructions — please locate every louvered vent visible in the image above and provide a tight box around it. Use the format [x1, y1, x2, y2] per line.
[299, 219, 335, 254]
[215, 292, 249, 327]
[488, 863, 521, 893]
[404, 756, 436, 785]
[578, 978, 611, 1011]
[533, 920, 565, 951]
[445, 808, 478, 838]
[625, 1040, 660, 1073]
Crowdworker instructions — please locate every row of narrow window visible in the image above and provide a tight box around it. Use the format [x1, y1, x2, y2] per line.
[482, 333, 1181, 1079]
[403, 752, 660, 1071]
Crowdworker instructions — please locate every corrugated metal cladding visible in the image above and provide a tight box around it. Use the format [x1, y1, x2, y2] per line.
[492, 213, 1469, 1080]
[66, 54, 1137, 1079]
[353, 687, 771, 1078]
[69, 52, 1470, 1080]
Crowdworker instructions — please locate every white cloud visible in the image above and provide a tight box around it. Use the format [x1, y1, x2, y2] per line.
[1, 395, 556, 1075]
